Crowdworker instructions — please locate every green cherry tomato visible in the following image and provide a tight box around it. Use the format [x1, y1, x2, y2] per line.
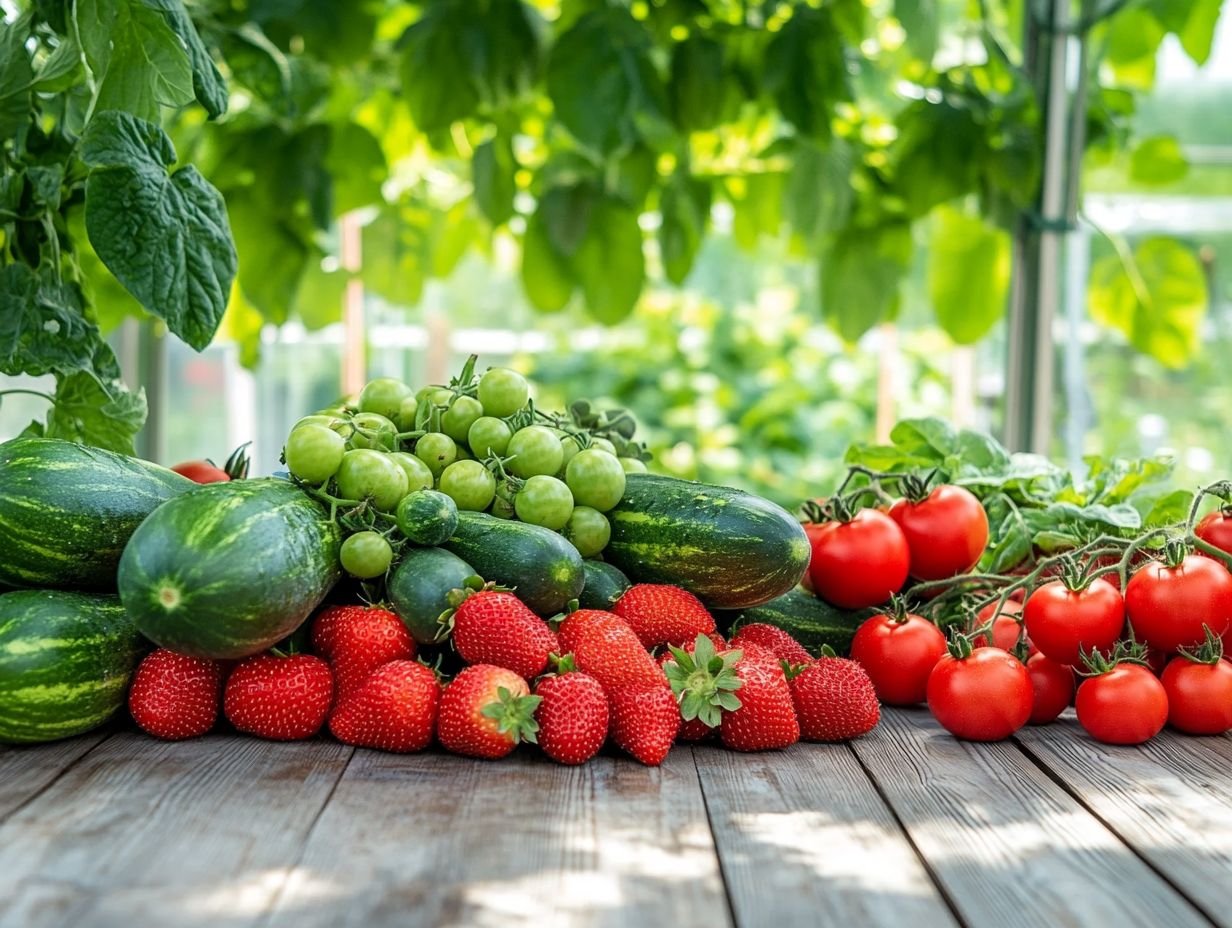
[591, 437, 617, 455]
[563, 506, 611, 557]
[514, 475, 574, 530]
[292, 414, 342, 432]
[490, 494, 516, 519]
[396, 490, 459, 545]
[565, 449, 626, 512]
[358, 378, 413, 421]
[415, 432, 458, 477]
[285, 424, 345, 484]
[397, 395, 419, 430]
[388, 451, 435, 493]
[340, 531, 394, 579]
[347, 412, 398, 451]
[439, 459, 496, 511]
[317, 405, 351, 417]
[507, 426, 564, 479]
[335, 449, 409, 511]
[468, 416, 513, 458]
[559, 435, 582, 472]
[619, 457, 648, 474]
[441, 395, 484, 443]
[478, 368, 530, 417]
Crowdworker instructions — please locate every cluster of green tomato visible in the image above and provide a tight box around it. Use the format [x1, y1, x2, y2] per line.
[282, 365, 648, 580]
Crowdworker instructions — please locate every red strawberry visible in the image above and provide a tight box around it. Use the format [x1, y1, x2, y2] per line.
[731, 623, 813, 666]
[608, 684, 679, 766]
[533, 655, 609, 765]
[570, 614, 667, 690]
[556, 609, 627, 656]
[224, 653, 334, 741]
[615, 584, 716, 649]
[720, 653, 800, 752]
[788, 656, 880, 742]
[447, 587, 558, 680]
[329, 660, 440, 752]
[311, 605, 416, 700]
[128, 650, 224, 740]
[662, 634, 742, 741]
[437, 664, 541, 759]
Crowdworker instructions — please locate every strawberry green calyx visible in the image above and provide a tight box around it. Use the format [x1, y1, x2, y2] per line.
[481, 686, 543, 744]
[548, 652, 577, 674]
[664, 633, 743, 728]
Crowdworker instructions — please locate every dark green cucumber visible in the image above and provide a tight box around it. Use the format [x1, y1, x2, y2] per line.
[605, 474, 810, 609]
[0, 589, 145, 743]
[717, 589, 873, 657]
[578, 560, 632, 611]
[388, 547, 479, 644]
[443, 512, 584, 616]
[0, 437, 193, 591]
[118, 479, 341, 659]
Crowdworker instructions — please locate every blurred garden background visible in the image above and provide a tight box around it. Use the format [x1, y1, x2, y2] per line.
[2, 0, 1229, 509]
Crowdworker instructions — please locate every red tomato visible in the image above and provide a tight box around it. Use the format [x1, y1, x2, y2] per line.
[926, 647, 1032, 741]
[800, 522, 826, 593]
[807, 510, 910, 609]
[1124, 556, 1232, 653]
[1022, 578, 1125, 667]
[171, 460, 231, 484]
[1196, 511, 1232, 559]
[850, 612, 946, 706]
[1161, 656, 1232, 735]
[889, 485, 989, 581]
[1026, 654, 1074, 725]
[972, 600, 1036, 654]
[1075, 664, 1168, 745]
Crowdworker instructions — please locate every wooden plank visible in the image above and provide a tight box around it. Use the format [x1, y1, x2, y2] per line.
[1017, 714, 1232, 927]
[0, 732, 110, 822]
[264, 748, 731, 928]
[0, 733, 352, 928]
[852, 708, 1214, 928]
[694, 742, 959, 928]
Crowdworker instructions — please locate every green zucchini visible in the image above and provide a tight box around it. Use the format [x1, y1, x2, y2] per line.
[578, 560, 632, 611]
[717, 589, 873, 657]
[388, 547, 479, 644]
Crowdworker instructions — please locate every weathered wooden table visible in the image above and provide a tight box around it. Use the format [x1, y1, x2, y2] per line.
[1, 707, 1228, 928]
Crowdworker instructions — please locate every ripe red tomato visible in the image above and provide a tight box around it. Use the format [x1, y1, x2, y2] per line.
[1075, 664, 1168, 744]
[889, 485, 989, 581]
[807, 510, 910, 609]
[800, 521, 826, 593]
[1026, 654, 1074, 725]
[850, 612, 946, 706]
[926, 647, 1032, 741]
[1161, 656, 1232, 735]
[1022, 578, 1125, 666]
[973, 600, 1036, 654]
[1196, 511, 1232, 559]
[171, 460, 231, 484]
[1124, 555, 1232, 653]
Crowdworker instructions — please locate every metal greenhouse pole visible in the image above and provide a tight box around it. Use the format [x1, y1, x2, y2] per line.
[1004, 0, 1090, 453]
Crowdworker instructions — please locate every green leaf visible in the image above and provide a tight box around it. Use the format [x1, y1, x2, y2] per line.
[520, 207, 575, 313]
[399, 2, 481, 130]
[220, 283, 265, 369]
[1128, 135, 1188, 186]
[0, 13, 34, 138]
[540, 184, 598, 257]
[763, 7, 850, 141]
[895, 0, 938, 63]
[572, 198, 644, 324]
[81, 111, 238, 351]
[473, 136, 516, 226]
[45, 364, 148, 456]
[1177, 0, 1221, 65]
[1087, 236, 1208, 369]
[142, 0, 229, 118]
[668, 34, 724, 132]
[785, 138, 853, 243]
[227, 198, 308, 324]
[891, 99, 983, 218]
[731, 172, 785, 250]
[325, 122, 387, 215]
[1105, 8, 1165, 90]
[361, 201, 430, 307]
[76, 0, 195, 122]
[1142, 488, 1193, 526]
[547, 9, 668, 155]
[928, 206, 1010, 344]
[430, 200, 479, 279]
[293, 258, 348, 331]
[820, 221, 913, 342]
[0, 265, 102, 380]
[658, 174, 710, 286]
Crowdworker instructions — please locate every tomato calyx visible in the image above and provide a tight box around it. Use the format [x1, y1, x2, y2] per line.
[223, 442, 252, 480]
[946, 632, 976, 661]
[897, 471, 937, 505]
[878, 595, 916, 626]
[1175, 625, 1226, 666]
[1162, 539, 1191, 570]
[1078, 640, 1149, 677]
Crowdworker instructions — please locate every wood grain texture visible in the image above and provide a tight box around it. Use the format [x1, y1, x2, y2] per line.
[0, 732, 109, 822]
[0, 733, 353, 928]
[852, 708, 1214, 928]
[693, 741, 959, 928]
[262, 747, 731, 928]
[1017, 714, 1232, 926]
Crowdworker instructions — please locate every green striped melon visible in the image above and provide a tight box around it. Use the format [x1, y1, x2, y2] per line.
[605, 474, 810, 610]
[118, 479, 342, 659]
[0, 589, 145, 744]
[0, 438, 193, 591]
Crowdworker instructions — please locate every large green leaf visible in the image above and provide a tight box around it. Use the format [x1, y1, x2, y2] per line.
[928, 206, 1010, 344]
[1128, 135, 1188, 186]
[572, 198, 644, 324]
[895, 0, 938, 63]
[141, 0, 228, 118]
[45, 367, 147, 455]
[762, 7, 850, 141]
[785, 138, 853, 243]
[0, 264, 101, 379]
[325, 122, 387, 214]
[81, 112, 237, 350]
[473, 136, 516, 226]
[820, 221, 913, 342]
[668, 34, 724, 132]
[658, 174, 710, 286]
[1105, 8, 1165, 90]
[361, 201, 430, 307]
[1088, 236, 1208, 369]
[891, 99, 983, 218]
[731, 172, 785, 250]
[521, 206, 575, 313]
[0, 14, 34, 138]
